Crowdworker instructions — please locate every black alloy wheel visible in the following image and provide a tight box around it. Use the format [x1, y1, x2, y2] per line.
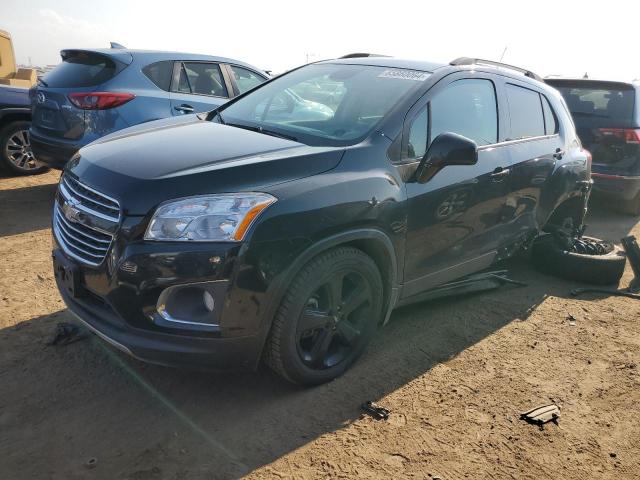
[264, 247, 384, 385]
[296, 270, 373, 370]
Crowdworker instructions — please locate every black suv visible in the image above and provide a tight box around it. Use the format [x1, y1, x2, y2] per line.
[52, 56, 591, 385]
[546, 78, 640, 214]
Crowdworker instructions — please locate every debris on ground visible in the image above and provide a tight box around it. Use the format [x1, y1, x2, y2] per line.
[571, 287, 640, 300]
[361, 401, 390, 420]
[85, 457, 98, 469]
[410, 269, 527, 304]
[567, 314, 577, 326]
[520, 404, 560, 430]
[621, 235, 640, 292]
[46, 322, 88, 346]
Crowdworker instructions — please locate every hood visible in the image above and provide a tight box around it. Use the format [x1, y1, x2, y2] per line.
[67, 116, 344, 215]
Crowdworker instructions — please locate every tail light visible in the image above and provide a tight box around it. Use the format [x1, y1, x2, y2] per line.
[598, 128, 640, 144]
[68, 92, 135, 110]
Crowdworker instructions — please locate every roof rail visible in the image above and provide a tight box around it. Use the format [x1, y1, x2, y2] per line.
[340, 53, 388, 59]
[450, 57, 543, 82]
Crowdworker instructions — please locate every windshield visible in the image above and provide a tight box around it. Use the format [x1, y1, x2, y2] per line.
[218, 63, 430, 146]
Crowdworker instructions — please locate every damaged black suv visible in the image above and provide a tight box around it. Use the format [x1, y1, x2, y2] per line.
[52, 56, 591, 384]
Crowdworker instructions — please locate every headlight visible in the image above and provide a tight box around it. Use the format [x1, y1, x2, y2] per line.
[144, 193, 276, 242]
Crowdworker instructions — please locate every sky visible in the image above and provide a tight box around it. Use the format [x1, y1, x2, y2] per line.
[3, 0, 639, 81]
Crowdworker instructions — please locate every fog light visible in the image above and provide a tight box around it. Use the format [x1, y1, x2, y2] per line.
[154, 281, 227, 330]
[203, 290, 215, 312]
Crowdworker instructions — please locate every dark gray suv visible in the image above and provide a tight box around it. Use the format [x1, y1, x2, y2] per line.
[53, 57, 593, 385]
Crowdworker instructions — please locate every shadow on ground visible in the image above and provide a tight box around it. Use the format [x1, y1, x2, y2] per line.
[0, 252, 618, 480]
[0, 184, 638, 479]
[0, 182, 57, 237]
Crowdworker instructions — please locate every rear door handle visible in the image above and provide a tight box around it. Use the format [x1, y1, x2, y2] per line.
[553, 148, 565, 160]
[174, 104, 194, 114]
[490, 167, 510, 180]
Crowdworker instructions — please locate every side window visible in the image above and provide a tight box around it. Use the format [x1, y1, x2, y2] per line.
[541, 95, 558, 135]
[142, 61, 173, 91]
[406, 107, 429, 160]
[175, 62, 228, 97]
[229, 65, 265, 94]
[506, 84, 545, 139]
[177, 65, 191, 93]
[431, 79, 498, 146]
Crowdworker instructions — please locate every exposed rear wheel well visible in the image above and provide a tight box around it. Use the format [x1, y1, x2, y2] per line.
[544, 196, 586, 232]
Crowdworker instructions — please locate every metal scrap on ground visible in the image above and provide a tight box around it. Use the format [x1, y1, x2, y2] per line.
[520, 404, 560, 430]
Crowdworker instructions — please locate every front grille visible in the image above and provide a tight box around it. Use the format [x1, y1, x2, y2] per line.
[59, 174, 120, 221]
[53, 175, 120, 266]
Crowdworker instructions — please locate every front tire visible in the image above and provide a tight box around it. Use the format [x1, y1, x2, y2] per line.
[0, 121, 48, 175]
[264, 247, 384, 385]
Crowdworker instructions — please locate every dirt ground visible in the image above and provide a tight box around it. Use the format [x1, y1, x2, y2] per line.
[1, 170, 639, 480]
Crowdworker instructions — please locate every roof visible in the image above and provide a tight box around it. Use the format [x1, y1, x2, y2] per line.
[319, 56, 446, 72]
[59, 48, 266, 73]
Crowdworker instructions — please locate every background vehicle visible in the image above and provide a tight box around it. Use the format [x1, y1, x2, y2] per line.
[53, 57, 591, 385]
[546, 78, 640, 214]
[30, 48, 268, 169]
[0, 84, 44, 174]
[0, 29, 43, 175]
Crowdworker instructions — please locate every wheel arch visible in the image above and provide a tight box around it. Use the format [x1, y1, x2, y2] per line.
[0, 109, 31, 130]
[543, 194, 588, 232]
[254, 228, 400, 363]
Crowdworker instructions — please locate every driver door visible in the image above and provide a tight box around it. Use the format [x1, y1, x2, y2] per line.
[401, 74, 514, 298]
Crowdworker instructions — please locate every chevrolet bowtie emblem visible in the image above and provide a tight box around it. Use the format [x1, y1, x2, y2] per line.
[62, 198, 83, 224]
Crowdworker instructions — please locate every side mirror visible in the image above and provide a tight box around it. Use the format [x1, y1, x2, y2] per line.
[415, 132, 478, 183]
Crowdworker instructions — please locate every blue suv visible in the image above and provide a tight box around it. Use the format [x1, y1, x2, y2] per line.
[30, 48, 268, 169]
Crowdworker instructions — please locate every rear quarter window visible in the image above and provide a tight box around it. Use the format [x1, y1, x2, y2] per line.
[42, 52, 118, 88]
[541, 95, 558, 134]
[142, 61, 173, 91]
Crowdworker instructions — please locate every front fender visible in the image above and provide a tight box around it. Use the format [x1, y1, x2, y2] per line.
[249, 228, 400, 363]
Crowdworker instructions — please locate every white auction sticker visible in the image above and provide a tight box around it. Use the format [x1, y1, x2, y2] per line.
[378, 69, 431, 81]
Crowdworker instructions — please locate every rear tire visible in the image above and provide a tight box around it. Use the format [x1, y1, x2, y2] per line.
[0, 121, 48, 175]
[264, 247, 384, 385]
[532, 234, 626, 285]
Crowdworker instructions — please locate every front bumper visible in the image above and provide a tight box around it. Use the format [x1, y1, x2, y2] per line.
[58, 281, 264, 370]
[52, 230, 272, 370]
[591, 173, 640, 201]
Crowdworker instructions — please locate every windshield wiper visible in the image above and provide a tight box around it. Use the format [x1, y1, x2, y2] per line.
[259, 127, 298, 142]
[225, 122, 298, 142]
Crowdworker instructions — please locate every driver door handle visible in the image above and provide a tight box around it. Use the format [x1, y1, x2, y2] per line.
[490, 166, 510, 180]
[174, 104, 194, 114]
